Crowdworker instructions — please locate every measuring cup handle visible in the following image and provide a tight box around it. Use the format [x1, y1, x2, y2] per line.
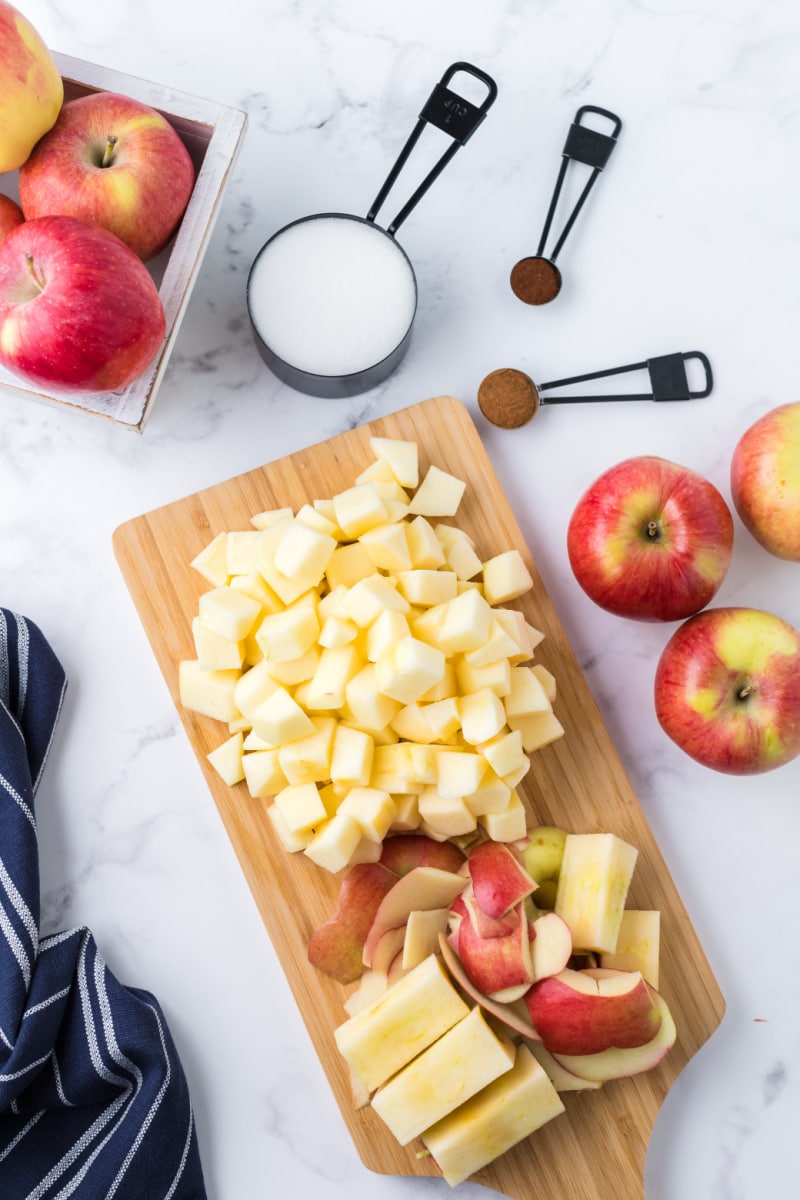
[648, 351, 714, 401]
[367, 62, 498, 236]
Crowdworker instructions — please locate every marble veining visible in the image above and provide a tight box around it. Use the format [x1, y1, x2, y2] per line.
[3, 1, 800, 1197]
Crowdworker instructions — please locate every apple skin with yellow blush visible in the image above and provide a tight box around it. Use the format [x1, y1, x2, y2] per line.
[730, 402, 800, 561]
[0, 195, 24, 243]
[654, 606, 800, 774]
[0, 1, 63, 172]
[567, 455, 733, 622]
[19, 92, 195, 261]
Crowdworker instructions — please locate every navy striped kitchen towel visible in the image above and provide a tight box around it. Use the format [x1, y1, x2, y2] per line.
[0, 609, 206, 1198]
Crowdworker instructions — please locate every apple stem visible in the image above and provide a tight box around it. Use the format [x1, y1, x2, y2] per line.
[101, 134, 119, 168]
[646, 520, 660, 539]
[24, 253, 46, 294]
[738, 684, 756, 701]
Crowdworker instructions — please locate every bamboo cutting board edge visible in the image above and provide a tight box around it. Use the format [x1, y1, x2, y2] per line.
[112, 395, 726, 1199]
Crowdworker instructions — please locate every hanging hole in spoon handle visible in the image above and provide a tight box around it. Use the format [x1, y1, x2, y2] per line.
[367, 62, 498, 236]
[477, 352, 713, 429]
[510, 105, 623, 306]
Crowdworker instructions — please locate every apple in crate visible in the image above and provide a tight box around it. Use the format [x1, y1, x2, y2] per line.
[0, 216, 165, 393]
[19, 92, 196, 261]
[0, 1, 63, 172]
[730, 401, 800, 561]
[567, 455, 733, 621]
[654, 606, 800, 774]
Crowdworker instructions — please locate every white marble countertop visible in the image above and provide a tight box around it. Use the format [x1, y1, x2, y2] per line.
[4, 1, 800, 1197]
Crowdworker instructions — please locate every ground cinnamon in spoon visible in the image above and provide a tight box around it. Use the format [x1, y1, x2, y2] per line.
[478, 368, 540, 428]
[510, 255, 562, 305]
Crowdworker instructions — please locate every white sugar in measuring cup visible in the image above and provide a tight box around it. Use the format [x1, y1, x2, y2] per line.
[247, 62, 497, 398]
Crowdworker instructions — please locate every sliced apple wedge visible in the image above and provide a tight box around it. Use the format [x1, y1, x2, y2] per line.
[523, 967, 662, 1056]
[530, 911, 573, 982]
[468, 839, 538, 919]
[525, 1039, 603, 1093]
[362, 866, 466, 968]
[438, 933, 541, 1042]
[307, 861, 398, 984]
[458, 897, 535, 996]
[550, 988, 676, 1082]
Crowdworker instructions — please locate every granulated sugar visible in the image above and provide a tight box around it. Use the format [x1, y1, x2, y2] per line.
[248, 216, 417, 378]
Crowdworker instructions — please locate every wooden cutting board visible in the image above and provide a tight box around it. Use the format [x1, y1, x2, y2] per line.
[113, 395, 725, 1199]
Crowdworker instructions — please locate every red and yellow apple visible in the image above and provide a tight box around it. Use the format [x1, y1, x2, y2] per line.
[654, 606, 800, 774]
[307, 861, 398, 984]
[0, 1, 63, 172]
[567, 455, 734, 621]
[19, 91, 195, 261]
[0, 195, 23, 242]
[730, 402, 800, 561]
[0, 215, 166, 393]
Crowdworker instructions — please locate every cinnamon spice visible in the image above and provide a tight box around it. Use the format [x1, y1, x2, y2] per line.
[509, 255, 562, 305]
[477, 368, 540, 429]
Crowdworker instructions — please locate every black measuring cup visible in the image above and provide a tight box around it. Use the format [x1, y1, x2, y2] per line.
[478, 351, 714, 428]
[510, 105, 622, 306]
[247, 62, 497, 398]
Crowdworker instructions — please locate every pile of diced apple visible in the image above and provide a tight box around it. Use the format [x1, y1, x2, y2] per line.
[319, 826, 675, 1187]
[179, 436, 564, 873]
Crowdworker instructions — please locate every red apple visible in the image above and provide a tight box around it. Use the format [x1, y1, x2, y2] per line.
[654, 606, 800, 774]
[0, 216, 165, 393]
[307, 861, 397, 984]
[457, 898, 534, 996]
[0, 1, 63, 172]
[550, 987, 676, 1082]
[567, 455, 733, 621]
[19, 91, 195, 261]
[0, 195, 23, 243]
[730, 402, 800, 561]
[524, 967, 662, 1056]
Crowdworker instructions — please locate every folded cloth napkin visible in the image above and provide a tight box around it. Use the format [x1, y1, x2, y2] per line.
[0, 609, 206, 1198]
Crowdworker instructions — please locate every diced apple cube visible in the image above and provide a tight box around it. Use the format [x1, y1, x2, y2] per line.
[456, 657, 511, 698]
[228, 572, 283, 612]
[255, 605, 319, 663]
[358, 522, 411, 572]
[278, 716, 336, 785]
[179, 660, 241, 723]
[418, 661, 458, 702]
[396, 569, 458, 607]
[192, 617, 245, 671]
[599, 910, 661, 989]
[480, 728, 526, 777]
[206, 731, 245, 785]
[333, 483, 390, 537]
[318, 615, 359, 649]
[390, 703, 436, 744]
[370, 742, 437, 793]
[256, 517, 314, 606]
[250, 686, 316, 745]
[406, 516, 446, 569]
[250, 506, 293, 530]
[375, 637, 445, 705]
[458, 687, 507, 745]
[274, 781, 327, 833]
[418, 789, 477, 838]
[198, 587, 261, 642]
[233, 660, 280, 721]
[325, 542, 376, 590]
[506, 710, 565, 752]
[445, 536, 483, 582]
[344, 575, 410, 627]
[242, 748, 288, 798]
[304, 811, 363, 873]
[338, 787, 397, 842]
[389, 792, 421, 832]
[479, 789, 528, 842]
[345, 664, 403, 731]
[266, 801, 313, 852]
[482, 549, 534, 605]
[463, 617, 523, 668]
[371, 1006, 515, 1145]
[435, 589, 493, 655]
[369, 436, 419, 488]
[226, 530, 263, 575]
[295, 502, 339, 537]
[330, 724, 375, 788]
[532, 663, 557, 703]
[408, 465, 466, 517]
[409, 602, 448, 646]
[464, 769, 512, 816]
[493, 607, 535, 663]
[304, 644, 363, 711]
[421, 1043, 565, 1187]
[436, 750, 487, 799]
[366, 610, 411, 663]
[555, 833, 638, 953]
[273, 518, 336, 585]
[504, 666, 552, 718]
[190, 531, 230, 587]
[355, 457, 397, 485]
[423, 696, 462, 741]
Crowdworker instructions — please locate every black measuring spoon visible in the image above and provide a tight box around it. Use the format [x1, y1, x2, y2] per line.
[510, 105, 622, 306]
[477, 351, 714, 429]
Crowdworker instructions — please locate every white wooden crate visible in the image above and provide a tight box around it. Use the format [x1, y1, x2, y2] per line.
[0, 53, 247, 431]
